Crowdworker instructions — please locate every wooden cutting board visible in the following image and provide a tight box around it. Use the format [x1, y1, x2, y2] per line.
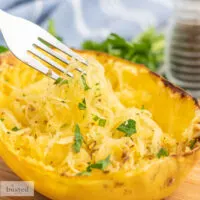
[0, 158, 200, 200]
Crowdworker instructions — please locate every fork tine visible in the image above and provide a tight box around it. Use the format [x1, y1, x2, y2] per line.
[39, 37, 88, 66]
[35, 39, 86, 74]
[25, 55, 60, 80]
[29, 48, 74, 78]
[0, 9, 87, 80]
[34, 40, 70, 65]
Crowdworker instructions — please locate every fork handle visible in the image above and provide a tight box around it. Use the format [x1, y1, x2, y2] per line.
[0, 9, 7, 19]
[0, 9, 5, 28]
[0, 9, 12, 29]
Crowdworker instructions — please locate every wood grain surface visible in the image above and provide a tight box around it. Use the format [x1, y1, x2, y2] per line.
[0, 158, 200, 200]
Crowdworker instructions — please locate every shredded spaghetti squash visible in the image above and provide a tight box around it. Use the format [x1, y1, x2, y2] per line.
[0, 55, 197, 177]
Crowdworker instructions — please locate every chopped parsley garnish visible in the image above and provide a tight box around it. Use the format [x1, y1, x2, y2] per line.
[189, 139, 197, 150]
[0, 118, 4, 121]
[88, 155, 111, 171]
[98, 119, 106, 127]
[92, 115, 99, 121]
[60, 79, 68, 85]
[157, 148, 169, 158]
[81, 75, 90, 91]
[77, 171, 91, 176]
[73, 124, 83, 153]
[0, 45, 8, 53]
[78, 98, 86, 110]
[117, 119, 136, 137]
[141, 105, 145, 110]
[54, 77, 68, 85]
[77, 155, 111, 176]
[12, 127, 20, 132]
[92, 115, 107, 127]
[55, 77, 63, 84]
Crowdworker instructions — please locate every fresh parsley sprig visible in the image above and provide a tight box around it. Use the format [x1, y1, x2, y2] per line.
[82, 27, 164, 72]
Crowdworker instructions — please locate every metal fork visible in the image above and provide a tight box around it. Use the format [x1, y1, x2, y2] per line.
[0, 9, 88, 80]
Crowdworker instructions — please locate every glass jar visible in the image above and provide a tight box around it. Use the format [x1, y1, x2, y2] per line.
[166, 0, 200, 98]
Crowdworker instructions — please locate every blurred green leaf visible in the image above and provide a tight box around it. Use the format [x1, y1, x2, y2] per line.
[82, 27, 165, 72]
[0, 46, 8, 53]
[47, 19, 63, 42]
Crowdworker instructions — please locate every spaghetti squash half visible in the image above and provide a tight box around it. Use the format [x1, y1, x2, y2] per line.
[0, 51, 200, 200]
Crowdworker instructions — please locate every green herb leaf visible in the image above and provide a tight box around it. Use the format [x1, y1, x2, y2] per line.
[79, 155, 111, 175]
[12, 127, 20, 132]
[78, 98, 86, 110]
[88, 155, 111, 171]
[0, 46, 8, 53]
[92, 115, 107, 127]
[117, 119, 136, 137]
[81, 75, 90, 91]
[73, 124, 83, 153]
[54, 77, 68, 85]
[48, 19, 63, 42]
[48, 19, 56, 37]
[157, 148, 169, 158]
[92, 115, 99, 121]
[98, 118, 106, 127]
[60, 79, 68, 85]
[55, 77, 63, 84]
[189, 139, 197, 150]
[77, 171, 91, 176]
[141, 105, 145, 110]
[0, 118, 4, 121]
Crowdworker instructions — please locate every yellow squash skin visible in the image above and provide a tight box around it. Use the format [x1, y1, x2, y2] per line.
[0, 51, 200, 200]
